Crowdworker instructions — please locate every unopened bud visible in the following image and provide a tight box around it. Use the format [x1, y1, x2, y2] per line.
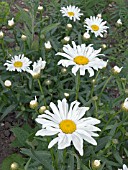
[0, 31, 4, 38]
[44, 41, 52, 50]
[112, 66, 123, 74]
[83, 32, 90, 40]
[45, 79, 52, 85]
[64, 93, 69, 98]
[38, 5, 43, 11]
[39, 106, 47, 114]
[61, 68, 67, 74]
[92, 96, 98, 101]
[63, 36, 70, 43]
[30, 96, 38, 109]
[102, 44, 107, 49]
[116, 19, 122, 27]
[92, 160, 101, 169]
[66, 24, 72, 30]
[8, 18, 15, 27]
[97, 14, 102, 18]
[112, 139, 118, 144]
[4, 80, 12, 88]
[10, 162, 19, 170]
[21, 34, 27, 41]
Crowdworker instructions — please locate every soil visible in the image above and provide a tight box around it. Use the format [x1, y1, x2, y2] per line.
[0, 113, 24, 165]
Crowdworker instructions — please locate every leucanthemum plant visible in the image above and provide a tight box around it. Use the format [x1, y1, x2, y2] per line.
[35, 98, 101, 156]
[4, 54, 32, 72]
[56, 41, 107, 76]
[60, 5, 83, 22]
[84, 16, 109, 37]
[27, 58, 46, 78]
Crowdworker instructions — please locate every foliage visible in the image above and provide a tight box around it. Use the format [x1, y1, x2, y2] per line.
[0, 0, 128, 169]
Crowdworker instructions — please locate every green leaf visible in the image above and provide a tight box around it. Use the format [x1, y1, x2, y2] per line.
[21, 148, 54, 170]
[113, 150, 123, 164]
[0, 103, 17, 121]
[11, 127, 29, 147]
[41, 23, 60, 35]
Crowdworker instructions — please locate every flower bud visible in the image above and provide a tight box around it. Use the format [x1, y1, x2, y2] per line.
[92, 96, 98, 101]
[44, 41, 52, 50]
[112, 139, 118, 144]
[61, 68, 67, 74]
[92, 160, 101, 169]
[125, 89, 128, 94]
[122, 98, 128, 112]
[30, 96, 38, 109]
[8, 18, 15, 27]
[38, 5, 43, 11]
[102, 44, 107, 49]
[83, 32, 90, 40]
[4, 80, 12, 88]
[45, 79, 52, 85]
[97, 14, 102, 18]
[38, 166, 43, 170]
[63, 36, 70, 43]
[112, 66, 123, 74]
[10, 162, 19, 170]
[21, 34, 27, 41]
[66, 23, 72, 30]
[0, 31, 4, 38]
[116, 19, 122, 26]
[64, 93, 69, 98]
[39, 106, 47, 114]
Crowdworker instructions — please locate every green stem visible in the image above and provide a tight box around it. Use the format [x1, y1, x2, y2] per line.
[75, 71, 80, 100]
[99, 110, 121, 137]
[1, 39, 6, 58]
[47, 138, 58, 170]
[90, 70, 100, 98]
[37, 79, 47, 106]
[98, 75, 112, 102]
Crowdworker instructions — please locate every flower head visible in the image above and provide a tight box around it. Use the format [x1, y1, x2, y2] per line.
[118, 164, 128, 170]
[60, 5, 83, 22]
[30, 96, 38, 109]
[4, 54, 32, 72]
[56, 41, 107, 76]
[35, 98, 101, 156]
[84, 16, 109, 37]
[122, 98, 128, 111]
[44, 41, 52, 50]
[27, 58, 46, 78]
[8, 18, 15, 27]
[116, 19, 122, 26]
[112, 66, 123, 74]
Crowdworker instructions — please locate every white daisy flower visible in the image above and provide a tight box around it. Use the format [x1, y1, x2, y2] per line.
[35, 98, 101, 156]
[8, 18, 15, 27]
[84, 16, 109, 37]
[122, 98, 128, 111]
[112, 66, 123, 74]
[60, 5, 83, 22]
[4, 54, 32, 72]
[118, 164, 128, 170]
[56, 41, 107, 76]
[27, 58, 46, 78]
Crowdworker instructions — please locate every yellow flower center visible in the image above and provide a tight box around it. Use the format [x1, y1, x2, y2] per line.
[68, 12, 74, 17]
[59, 119, 76, 134]
[14, 61, 23, 68]
[74, 56, 89, 65]
[91, 24, 99, 31]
